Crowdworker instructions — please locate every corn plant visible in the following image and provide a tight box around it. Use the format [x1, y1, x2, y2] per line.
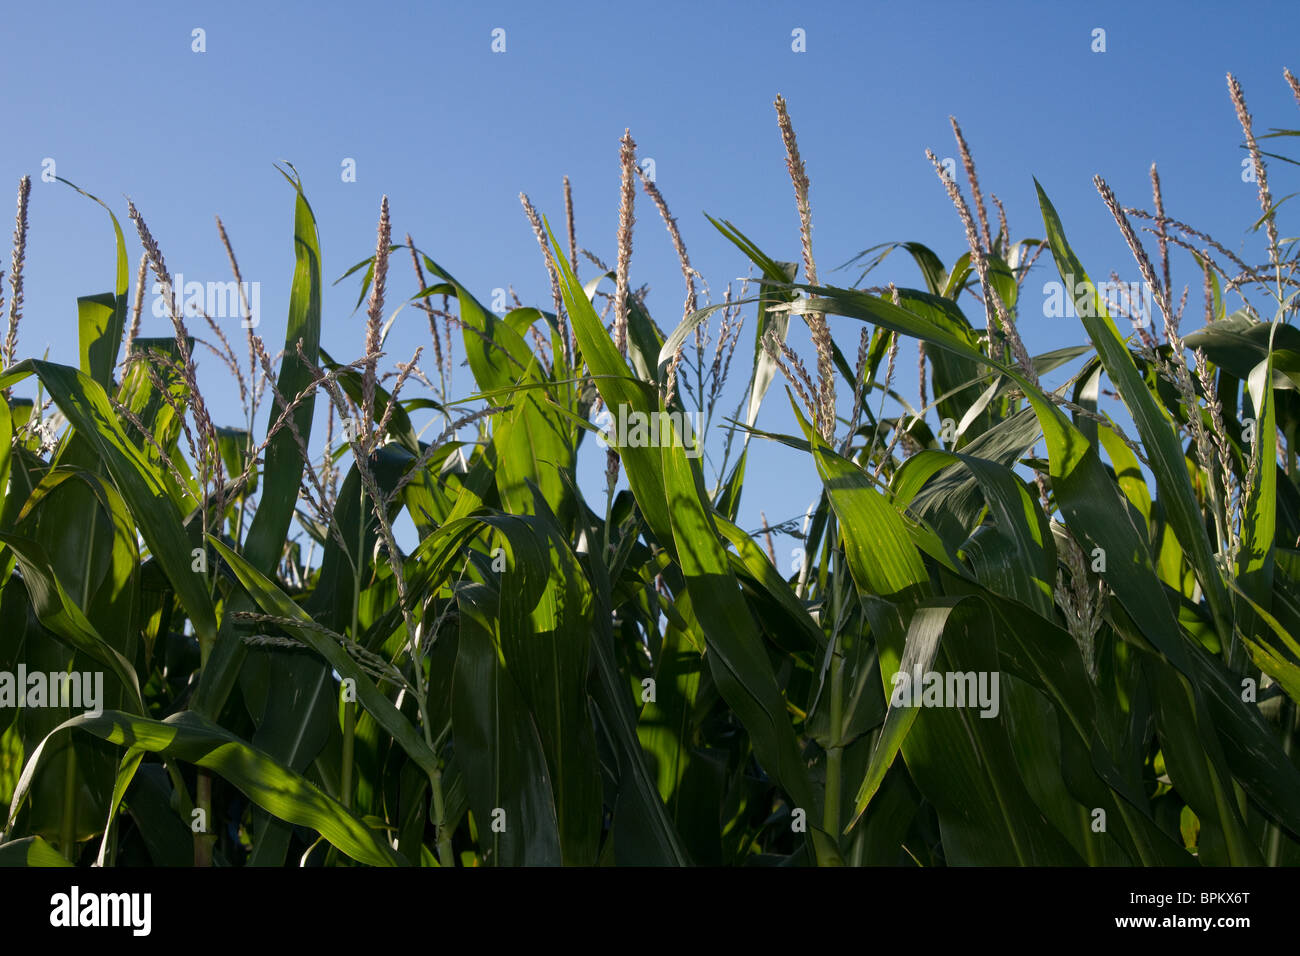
[0, 71, 1298, 867]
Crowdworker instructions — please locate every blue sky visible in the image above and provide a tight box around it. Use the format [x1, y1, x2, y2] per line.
[3, 0, 1298, 562]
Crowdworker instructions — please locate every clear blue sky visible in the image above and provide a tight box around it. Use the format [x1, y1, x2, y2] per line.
[3, 0, 1297, 562]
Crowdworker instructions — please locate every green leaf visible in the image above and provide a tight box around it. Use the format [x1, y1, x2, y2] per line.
[0, 360, 218, 658]
[5, 710, 402, 866]
[1149, 664, 1261, 865]
[849, 598, 959, 826]
[790, 285, 1197, 679]
[0, 835, 74, 867]
[418, 255, 533, 394]
[78, 294, 122, 393]
[60, 179, 129, 392]
[550, 224, 675, 548]
[245, 164, 323, 573]
[1238, 352, 1278, 643]
[207, 537, 440, 781]
[1185, 314, 1300, 391]
[452, 581, 562, 866]
[796, 402, 929, 600]
[704, 216, 800, 430]
[1035, 181, 1231, 645]
[659, 418, 839, 864]
[715, 513, 826, 656]
[0, 532, 142, 714]
[481, 504, 602, 864]
[192, 167, 323, 719]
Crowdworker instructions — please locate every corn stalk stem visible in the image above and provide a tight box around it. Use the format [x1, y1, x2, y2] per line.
[824, 546, 849, 843]
[342, 480, 364, 810]
[825, 649, 844, 839]
[195, 770, 213, 866]
[60, 744, 77, 862]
